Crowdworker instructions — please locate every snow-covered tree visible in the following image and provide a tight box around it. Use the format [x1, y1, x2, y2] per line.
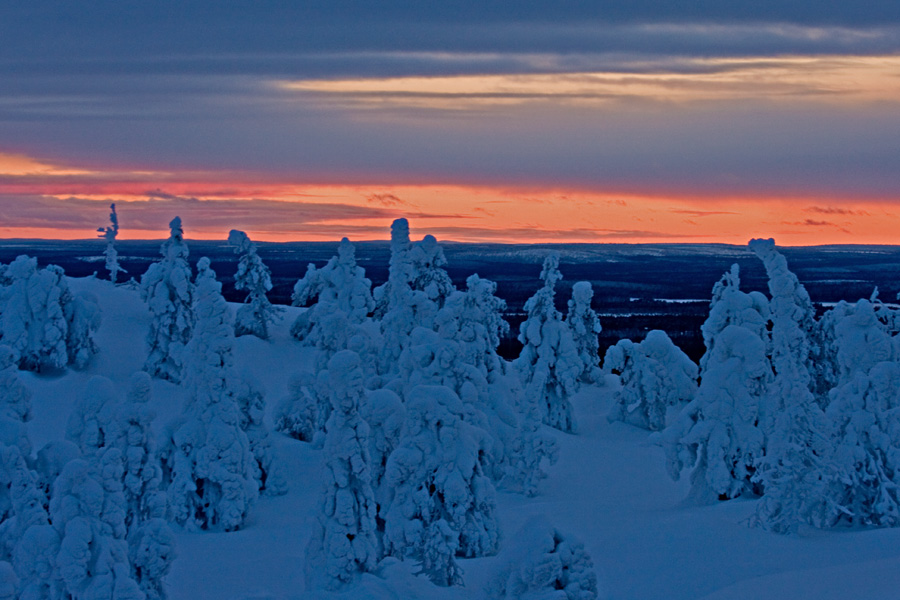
[274, 371, 322, 443]
[501, 376, 559, 497]
[823, 361, 900, 528]
[128, 518, 176, 600]
[831, 299, 893, 384]
[60, 283, 102, 370]
[384, 385, 499, 586]
[435, 274, 509, 382]
[360, 388, 405, 523]
[566, 281, 602, 383]
[97, 203, 126, 284]
[0, 345, 31, 425]
[488, 517, 599, 600]
[699, 264, 769, 373]
[409, 234, 455, 309]
[514, 253, 582, 433]
[49, 450, 144, 599]
[377, 219, 437, 372]
[749, 239, 831, 532]
[65, 375, 120, 455]
[306, 351, 379, 590]
[141, 217, 193, 383]
[0, 255, 68, 372]
[605, 330, 698, 432]
[228, 229, 281, 340]
[657, 325, 769, 501]
[161, 258, 257, 531]
[230, 372, 287, 496]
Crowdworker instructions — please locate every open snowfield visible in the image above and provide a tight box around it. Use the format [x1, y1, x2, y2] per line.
[20, 276, 900, 600]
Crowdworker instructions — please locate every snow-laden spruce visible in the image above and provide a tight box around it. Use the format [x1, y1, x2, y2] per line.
[290, 238, 377, 371]
[409, 234, 455, 309]
[487, 517, 599, 600]
[97, 203, 126, 284]
[231, 371, 287, 495]
[749, 239, 831, 533]
[0, 345, 31, 425]
[0, 256, 100, 372]
[657, 325, 769, 501]
[604, 330, 698, 432]
[501, 373, 559, 497]
[360, 388, 405, 518]
[161, 258, 258, 531]
[306, 351, 379, 590]
[434, 274, 510, 383]
[274, 371, 322, 443]
[228, 229, 281, 340]
[377, 219, 438, 372]
[514, 253, 582, 432]
[384, 385, 500, 586]
[566, 281, 602, 383]
[50, 449, 145, 599]
[699, 264, 769, 373]
[65, 375, 120, 455]
[141, 217, 192, 383]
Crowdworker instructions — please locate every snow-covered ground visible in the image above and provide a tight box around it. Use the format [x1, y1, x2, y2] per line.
[21, 277, 900, 600]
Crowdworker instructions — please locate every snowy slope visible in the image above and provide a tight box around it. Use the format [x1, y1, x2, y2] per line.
[20, 277, 900, 600]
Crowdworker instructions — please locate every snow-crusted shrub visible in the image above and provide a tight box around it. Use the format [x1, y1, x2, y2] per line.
[274, 371, 321, 443]
[409, 234, 455, 308]
[657, 325, 769, 501]
[228, 229, 281, 340]
[162, 258, 258, 531]
[65, 375, 120, 455]
[566, 281, 602, 383]
[435, 274, 509, 382]
[0, 256, 68, 371]
[488, 517, 599, 600]
[384, 385, 499, 586]
[141, 216, 193, 382]
[306, 351, 379, 590]
[97, 203, 126, 284]
[231, 371, 287, 496]
[699, 264, 769, 372]
[49, 450, 144, 599]
[514, 253, 582, 433]
[824, 361, 900, 528]
[604, 330, 698, 432]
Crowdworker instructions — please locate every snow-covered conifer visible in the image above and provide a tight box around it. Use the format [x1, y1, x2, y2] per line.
[566, 281, 602, 383]
[749, 239, 831, 532]
[501, 376, 559, 497]
[0, 256, 68, 372]
[409, 234, 455, 308]
[306, 351, 379, 590]
[360, 388, 405, 518]
[488, 517, 599, 600]
[60, 284, 102, 370]
[435, 274, 509, 382]
[514, 253, 582, 433]
[128, 518, 176, 600]
[49, 449, 144, 599]
[228, 229, 281, 340]
[141, 217, 192, 383]
[605, 330, 698, 432]
[0, 562, 16, 600]
[657, 325, 769, 501]
[97, 203, 126, 284]
[65, 375, 120, 455]
[0, 345, 31, 424]
[699, 264, 769, 372]
[274, 371, 321, 443]
[384, 385, 499, 586]
[231, 372, 287, 496]
[162, 258, 257, 531]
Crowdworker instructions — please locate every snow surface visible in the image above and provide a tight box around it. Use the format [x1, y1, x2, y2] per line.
[16, 276, 900, 600]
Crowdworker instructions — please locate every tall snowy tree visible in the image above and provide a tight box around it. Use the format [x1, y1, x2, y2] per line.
[97, 203, 126, 284]
[657, 325, 769, 501]
[305, 351, 379, 590]
[501, 376, 559, 497]
[228, 229, 281, 340]
[59, 281, 102, 370]
[566, 281, 602, 383]
[141, 217, 193, 383]
[514, 253, 582, 433]
[749, 239, 831, 533]
[161, 258, 258, 531]
[604, 330, 698, 432]
[230, 372, 287, 496]
[409, 234, 455, 309]
[383, 385, 499, 586]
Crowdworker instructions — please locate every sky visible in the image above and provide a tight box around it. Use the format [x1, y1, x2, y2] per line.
[2, 1, 900, 244]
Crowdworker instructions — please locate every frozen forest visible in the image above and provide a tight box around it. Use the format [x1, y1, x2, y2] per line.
[3, 221, 900, 600]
